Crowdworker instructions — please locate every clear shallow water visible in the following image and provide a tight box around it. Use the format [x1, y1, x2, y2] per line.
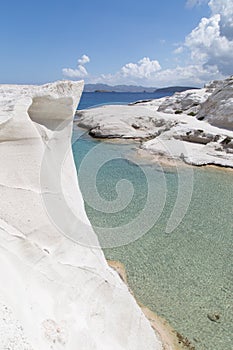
[73, 93, 233, 350]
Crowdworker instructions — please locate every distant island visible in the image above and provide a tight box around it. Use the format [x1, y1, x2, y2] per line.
[84, 83, 199, 93]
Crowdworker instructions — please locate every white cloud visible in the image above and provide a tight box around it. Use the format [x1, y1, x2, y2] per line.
[88, 57, 162, 86]
[62, 66, 88, 78]
[62, 1, 233, 86]
[209, 0, 233, 40]
[78, 54, 90, 65]
[185, 14, 222, 62]
[175, 0, 233, 81]
[89, 57, 161, 86]
[90, 58, 222, 87]
[185, 0, 233, 75]
[153, 63, 223, 86]
[120, 57, 161, 79]
[62, 54, 90, 79]
[173, 46, 184, 54]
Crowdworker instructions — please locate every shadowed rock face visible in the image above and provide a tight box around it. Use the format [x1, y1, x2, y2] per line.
[0, 81, 162, 350]
[197, 76, 233, 131]
[28, 95, 74, 130]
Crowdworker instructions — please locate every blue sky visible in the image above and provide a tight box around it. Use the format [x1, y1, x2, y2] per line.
[1, 0, 232, 86]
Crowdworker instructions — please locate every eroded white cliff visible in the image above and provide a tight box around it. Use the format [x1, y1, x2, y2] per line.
[0, 81, 162, 350]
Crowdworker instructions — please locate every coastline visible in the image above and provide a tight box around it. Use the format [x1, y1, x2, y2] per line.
[76, 81, 233, 171]
[107, 260, 195, 350]
[75, 125, 233, 172]
[77, 130, 233, 173]
[135, 147, 233, 172]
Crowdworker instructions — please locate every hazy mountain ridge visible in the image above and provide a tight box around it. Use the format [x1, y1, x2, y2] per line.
[84, 83, 198, 93]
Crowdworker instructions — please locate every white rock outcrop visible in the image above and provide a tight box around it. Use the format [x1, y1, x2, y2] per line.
[0, 81, 162, 350]
[76, 76, 233, 168]
[197, 76, 233, 130]
[157, 88, 210, 115]
[78, 105, 176, 139]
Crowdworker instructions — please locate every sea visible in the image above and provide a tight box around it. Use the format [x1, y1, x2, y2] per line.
[78, 91, 173, 109]
[72, 92, 233, 350]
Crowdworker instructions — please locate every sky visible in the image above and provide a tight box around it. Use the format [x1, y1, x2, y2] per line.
[1, 0, 233, 87]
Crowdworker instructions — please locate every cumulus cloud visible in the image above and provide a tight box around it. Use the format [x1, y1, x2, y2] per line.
[163, 0, 233, 84]
[62, 1, 233, 86]
[120, 57, 161, 79]
[62, 66, 88, 78]
[209, 0, 233, 39]
[62, 55, 90, 79]
[153, 63, 222, 86]
[78, 54, 90, 65]
[93, 61, 222, 87]
[91, 57, 161, 86]
[185, 0, 233, 75]
[89, 57, 161, 86]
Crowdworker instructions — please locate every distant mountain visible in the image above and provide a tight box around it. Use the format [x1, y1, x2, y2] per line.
[84, 84, 156, 93]
[84, 83, 198, 93]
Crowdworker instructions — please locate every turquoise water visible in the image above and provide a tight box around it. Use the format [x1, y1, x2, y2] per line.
[73, 94, 233, 350]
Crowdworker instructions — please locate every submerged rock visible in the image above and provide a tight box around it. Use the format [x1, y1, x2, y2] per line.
[207, 313, 221, 323]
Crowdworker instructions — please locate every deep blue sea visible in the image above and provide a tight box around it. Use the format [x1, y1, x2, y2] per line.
[78, 91, 173, 110]
[73, 92, 233, 350]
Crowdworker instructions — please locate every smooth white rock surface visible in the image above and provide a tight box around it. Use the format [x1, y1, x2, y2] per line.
[78, 104, 176, 139]
[0, 81, 162, 350]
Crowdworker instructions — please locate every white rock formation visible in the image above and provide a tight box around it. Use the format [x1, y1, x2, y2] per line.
[197, 76, 233, 130]
[78, 105, 176, 139]
[76, 77, 233, 168]
[0, 81, 162, 350]
[157, 88, 210, 115]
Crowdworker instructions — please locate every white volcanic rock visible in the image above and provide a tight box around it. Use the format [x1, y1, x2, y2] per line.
[127, 88, 211, 115]
[77, 105, 176, 139]
[197, 76, 233, 130]
[203, 79, 226, 93]
[0, 81, 162, 350]
[131, 78, 227, 117]
[156, 88, 210, 115]
[142, 120, 233, 167]
[76, 79, 233, 168]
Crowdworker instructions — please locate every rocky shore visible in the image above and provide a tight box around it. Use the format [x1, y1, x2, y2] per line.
[76, 76, 233, 168]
